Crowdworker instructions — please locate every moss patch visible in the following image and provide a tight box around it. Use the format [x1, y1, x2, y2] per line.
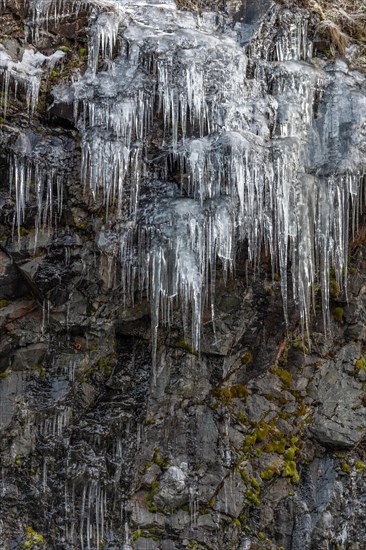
[272, 366, 292, 389]
[176, 336, 198, 355]
[332, 307, 344, 322]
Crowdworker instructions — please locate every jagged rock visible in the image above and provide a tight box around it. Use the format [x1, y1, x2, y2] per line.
[154, 464, 189, 509]
[215, 471, 245, 517]
[309, 344, 366, 448]
[10, 342, 48, 371]
[2, 0, 366, 549]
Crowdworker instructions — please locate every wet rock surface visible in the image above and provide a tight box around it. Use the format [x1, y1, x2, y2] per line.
[1, 0, 366, 549]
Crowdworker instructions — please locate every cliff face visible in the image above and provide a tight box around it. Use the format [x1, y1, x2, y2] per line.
[2, 0, 366, 548]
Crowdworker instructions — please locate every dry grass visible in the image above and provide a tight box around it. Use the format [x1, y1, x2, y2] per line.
[316, 19, 348, 54]
[295, 0, 366, 52]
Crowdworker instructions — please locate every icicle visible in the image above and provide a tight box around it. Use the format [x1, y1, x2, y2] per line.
[8, 131, 71, 236]
[88, 10, 123, 74]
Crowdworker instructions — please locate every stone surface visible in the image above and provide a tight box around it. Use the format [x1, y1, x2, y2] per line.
[309, 343, 366, 448]
[1, 0, 366, 549]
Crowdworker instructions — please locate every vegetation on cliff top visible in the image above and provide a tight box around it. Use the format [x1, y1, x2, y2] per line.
[288, 0, 366, 55]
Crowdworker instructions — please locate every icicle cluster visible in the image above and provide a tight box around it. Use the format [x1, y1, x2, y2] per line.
[0, 47, 65, 117]
[71, 3, 366, 353]
[7, 131, 73, 238]
[5, 0, 366, 372]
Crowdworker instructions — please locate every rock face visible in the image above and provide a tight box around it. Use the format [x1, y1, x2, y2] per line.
[2, 0, 366, 549]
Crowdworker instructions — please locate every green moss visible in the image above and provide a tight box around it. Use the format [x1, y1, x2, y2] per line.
[24, 526, 44, 547]
[273, 273, 281, 282]
[355, 357, 366, 372]
[330, 277, 340, 298]
[250, 477, 261, 490]
[153, 448, 170, 469]
[145, 489, 158, 512]
[260, 467, 278, 481]
[176, 336, 198, 355]
[245, 487, 261, 506]
[148, 504, 158, 512]
[58, 45, 71, 52]
[292, 336, 309, 354]
[278, 411, 292, 420]
[230, 384, 249, 399]
[235, 414, 247, 427]
[234, 518, 241, 528]
[142, 461, 152, 474]
[332, 307, 344, 322]
[19, 226, 29, 236]
[132, 529, 142, 542]
[241, 351, 253, 365]
[214, 387, 232, 403]
[0, 371, 9, 379]
[284, 447, 296, 461]
[98, 357, 109, 369]
[284, 460, 299, 483]
[243, 433, 257, 452]
[209, 497, 216, 508]
[255, 422, 270, 443]
[77, 222, 89, 231]
[79, 47, 87, 57]
[355, 460, 365, 473]
[264, 437, 286, 454]
[239, 468, 249, 483]
[273, 367, 292, 389]
[340, 461, 352, 474]
[146, 418, 156, 426]
[295, 400, 307, 417]
[151, 480, 159, 493]
[97, 357, 112, 377]
[31, 365, 46, 377]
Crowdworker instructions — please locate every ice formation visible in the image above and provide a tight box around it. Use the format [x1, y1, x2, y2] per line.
[0, 46, 65, 117]
[3, 0, 366, 366]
